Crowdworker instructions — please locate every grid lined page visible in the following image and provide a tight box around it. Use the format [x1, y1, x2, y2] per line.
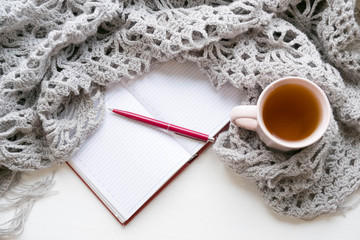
[69, 86, 191, 222]
[123, 60, 245, 153]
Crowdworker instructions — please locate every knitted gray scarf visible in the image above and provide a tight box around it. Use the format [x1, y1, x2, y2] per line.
[0, 0, 359, 236]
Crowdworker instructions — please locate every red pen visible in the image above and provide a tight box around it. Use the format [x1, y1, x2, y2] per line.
[108, 108, 214, 142]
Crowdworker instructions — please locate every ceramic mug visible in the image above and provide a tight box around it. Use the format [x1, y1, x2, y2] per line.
[230, 77, 331, 151]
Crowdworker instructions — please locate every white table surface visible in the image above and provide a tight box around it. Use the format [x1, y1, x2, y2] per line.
[5, 143, 360, 240]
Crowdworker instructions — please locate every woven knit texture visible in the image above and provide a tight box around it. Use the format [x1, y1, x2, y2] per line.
[0, 0, 359, 233]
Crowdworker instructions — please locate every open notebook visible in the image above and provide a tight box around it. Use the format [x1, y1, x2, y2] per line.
[68, 60, 244, 224]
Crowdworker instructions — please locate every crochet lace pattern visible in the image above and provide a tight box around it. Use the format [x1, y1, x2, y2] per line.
[0, 0, 359, 236]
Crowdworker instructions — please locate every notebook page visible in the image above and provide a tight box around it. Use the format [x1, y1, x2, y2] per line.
[123, 60, 245, 154]
[69, 86, 191, 222]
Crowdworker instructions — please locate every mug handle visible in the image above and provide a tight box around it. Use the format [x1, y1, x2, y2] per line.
[230, 105, 258, 131]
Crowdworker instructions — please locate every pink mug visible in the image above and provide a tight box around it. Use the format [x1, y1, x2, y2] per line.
[230, 77, 331, 151]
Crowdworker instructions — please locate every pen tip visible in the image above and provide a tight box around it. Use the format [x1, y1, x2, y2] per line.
[107, 108, 113, 112]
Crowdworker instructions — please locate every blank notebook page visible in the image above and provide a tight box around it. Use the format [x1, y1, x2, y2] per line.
[123, 60, 244, 153]
[69, 86, 191, 223]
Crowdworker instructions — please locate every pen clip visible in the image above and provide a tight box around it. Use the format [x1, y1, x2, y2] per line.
[173, 132, 214, 143]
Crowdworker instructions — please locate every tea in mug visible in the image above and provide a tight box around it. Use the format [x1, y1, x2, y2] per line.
[262, 83, 320, 141]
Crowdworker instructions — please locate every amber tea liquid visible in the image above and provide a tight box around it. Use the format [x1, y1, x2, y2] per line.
[262, 83, 320, 141]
